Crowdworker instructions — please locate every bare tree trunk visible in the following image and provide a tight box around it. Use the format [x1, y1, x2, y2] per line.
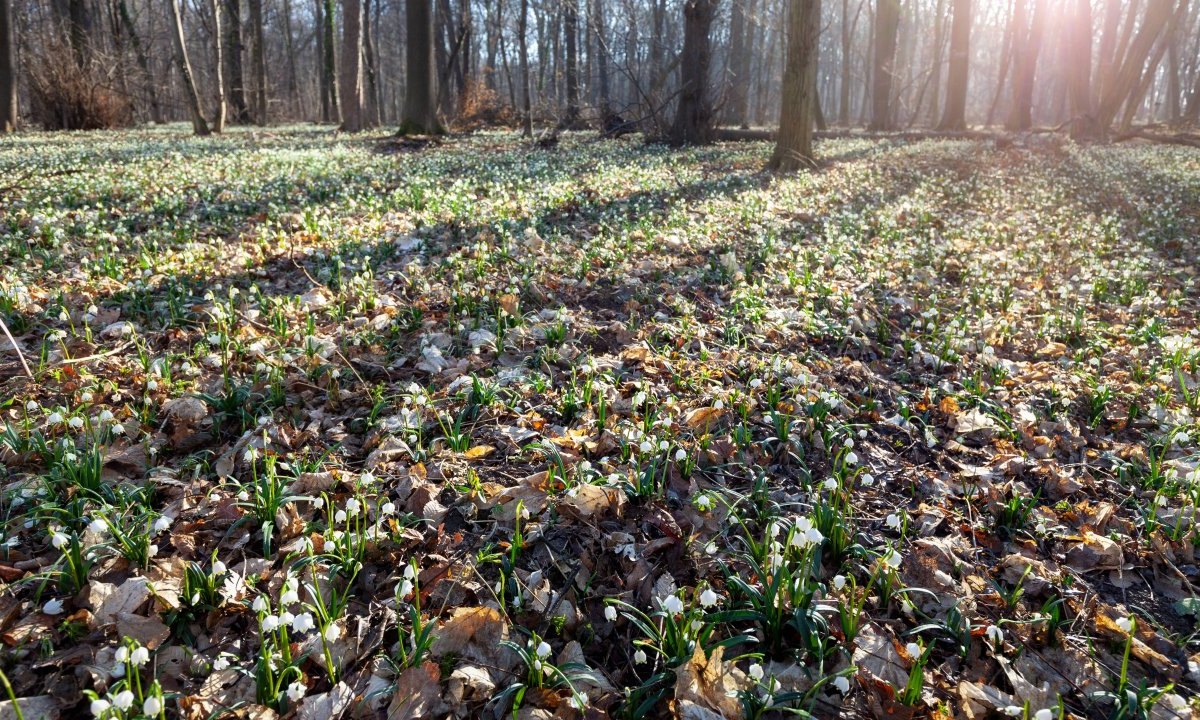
[1005, 0, 1044, 131]
[1066, 0, 1098, 139]
[0, 0, 14, 133]
[168, 0, 211, 134]
[669, 0, 718, 145]
[985, 0, 1015, 125]
[212, 0, 228, 132]
[1094, 0, 1174, 134]
[363, 0, 381, 124]
[1116, 0, 1185, 133]
[340, 0, 365, 130]
[592, 0, 611, 115]
[937, 0, 970, 129]
[869, 0, 900, 130]
[563, 0, 580, 126]
[401, 0, 442, 133]
[66, 0, 92, 68]
[725, 0, 749, 126]
[248, 0, 266, 124]
[223, 0, 250, 122]
[323, 0, 340, 122]
[317, 0, 328, 120]
[283, 0, 301, 118]
[1166, 18, 1181, 123]
[117, 0, 164, 124]
[838, 0, 860, 126]
[770, 0, 820, 169]
[518, 0, 532, 136]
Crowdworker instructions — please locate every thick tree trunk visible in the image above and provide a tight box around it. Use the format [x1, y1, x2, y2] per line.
[248, 0, 267, 124]
[669, 0, 718, 145]
[518, 0, 532, 136]
[223, 0, 250, 123]
[593, 0, 611, 115]
[212, 0, 228, 132]
[985, 0, 1016, 125]
[563, 0, 580, 126]
[168, 0, 211, 135]
[937, 0, 970, 129]
[323, 0, 340, 123]
[1116, 0, 1185, 133]
[725, 0, 749, 127]
[1066, 0, 1098, 139]
[770, 0, 820, 169]
[340, 0, 365, 131]
[283, 0, 303, 118]
[1005, 0, 1045, 131]
[401, 0, 442, 133]
[0, 0, 14, 133]
[363, 0, 381, 124]
[869, 0, 900, 130]
[66, 0, 92, 68]
[838, 0, 858, 126]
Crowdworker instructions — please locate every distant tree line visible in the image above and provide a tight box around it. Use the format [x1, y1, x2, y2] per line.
[0, 0, 1198, 153]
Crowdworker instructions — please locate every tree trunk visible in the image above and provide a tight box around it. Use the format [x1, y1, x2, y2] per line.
[323, 0, 340, 123]
[401, 0, 442, 133]
[518, 0, 532, 136]
[0, 0, 14, 133]
[212, 0, 228, 132]
[937, 0, 970, 129]
[771, 0, 821, 170]
[339, 0, 365, 131]
[1166, 19, 1181, 123]
[869, 0, 900, 130]
[66, 0, 92, 68]
[838, 0, 857, 126]
[1093, 0, 1174, 135]
[1005, 0, 1045, 131]
[168, 0, 211, 135]
[1116, 0, 1185, 133]
[985, 0, 1016, 125]
[669, 0, 718, 145]
[563, 0, 580, 126]
[592, 0, 611, 115]
[1066, 0, 1098, 139]
[248, 0, 267, 124]
[725, 0, 749, 126]
[363, 0, 381, 124]
[117, 0, 164, 124]
[222, 0, 249, 123]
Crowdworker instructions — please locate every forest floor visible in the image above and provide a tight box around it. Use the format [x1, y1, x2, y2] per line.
[1, 126, 1199, 720]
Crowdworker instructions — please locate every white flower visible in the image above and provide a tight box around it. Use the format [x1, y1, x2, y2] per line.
[535, 640, 552, 658]
[568, 693, 587, 710]
[1115, 616, 1134, 633]
[252, 595, 268, 613]
[292, 612, 315, 633]
[699, 588, 719, 607]
[261, 615, 281, 632]
[346, 497, 361, 516]
[861, 473, 875, 486]
[675, 448, 687, 462]
[47, 412, 63, 424]
[143, 696, 162, 715]
[661, 594, 685, 615]
[905, 642, 921, 659]
[334, 509, 347, 523]
[111, 423, 125, 435]
[114, 646, 130, 663]
[324, 623, 341, 642]
[694, 494, 712, 511]
[397, 579, 414, 598]
[286, 681, 306, 702]
[43, 598, 64, 615]
[844, 451, 859, 465]
[832, 675, 850, 694]
[212, 655, 231, 671]
[50, 531, 69, 549]
[639, 441, 653, 453]
[881, 548, 902, 568]
[153, 516, 171, 533]
[604, 605, 618, 621]
[69, 416, 84, 429]
[212, 560, 227, 575]
[749, 378, 762, 389]
[633, 648, 647, 663]
[381, 501, 396, 515]
[705, 541, 717, 555]
[805, 527, 825, 546]
[1034, 710, 1053, 720]
[748, 663, 764, 681]
[113, 690, 135, 711]
[90, 698, 111, 716]
[986, 625, 1003, 644]
[832, 575, 846, 591]
[130, 646, 150, 666]
[823, 478, 837, 491]
[1002, 706, 1023, 717]
[885, 513, 901, 529]
[404, 564, 417, 580]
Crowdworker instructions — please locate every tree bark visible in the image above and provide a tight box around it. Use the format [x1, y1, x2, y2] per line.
[669, 0, 718, 145]
[1065, 0, 1098, 139]
[222, 0, 250, 123]
[1005, 0, 1045, 131]
[248, 0, 267, 124]
[985, 0, 1015, 125]
[770, 0, 821, 169]
[117, 0, 164, 124]
[592, 0, 611, 115]
[323, 0, 341, 123]
[212, 0, 228, 132]
[937, 0, 970, 129]
[0, 0, 14, 133]
[1116, 0, 1185, 133]
[340, 0, 365, 131]
[168, 0, 211, 135]
[401, 0, 442, 133]
[518, 0, 532, 136]
[869, 0, 900, 130]
[563, 0, 580, 126]
[1093, 0, 1174, 134]
[725, 0, 749, 127]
